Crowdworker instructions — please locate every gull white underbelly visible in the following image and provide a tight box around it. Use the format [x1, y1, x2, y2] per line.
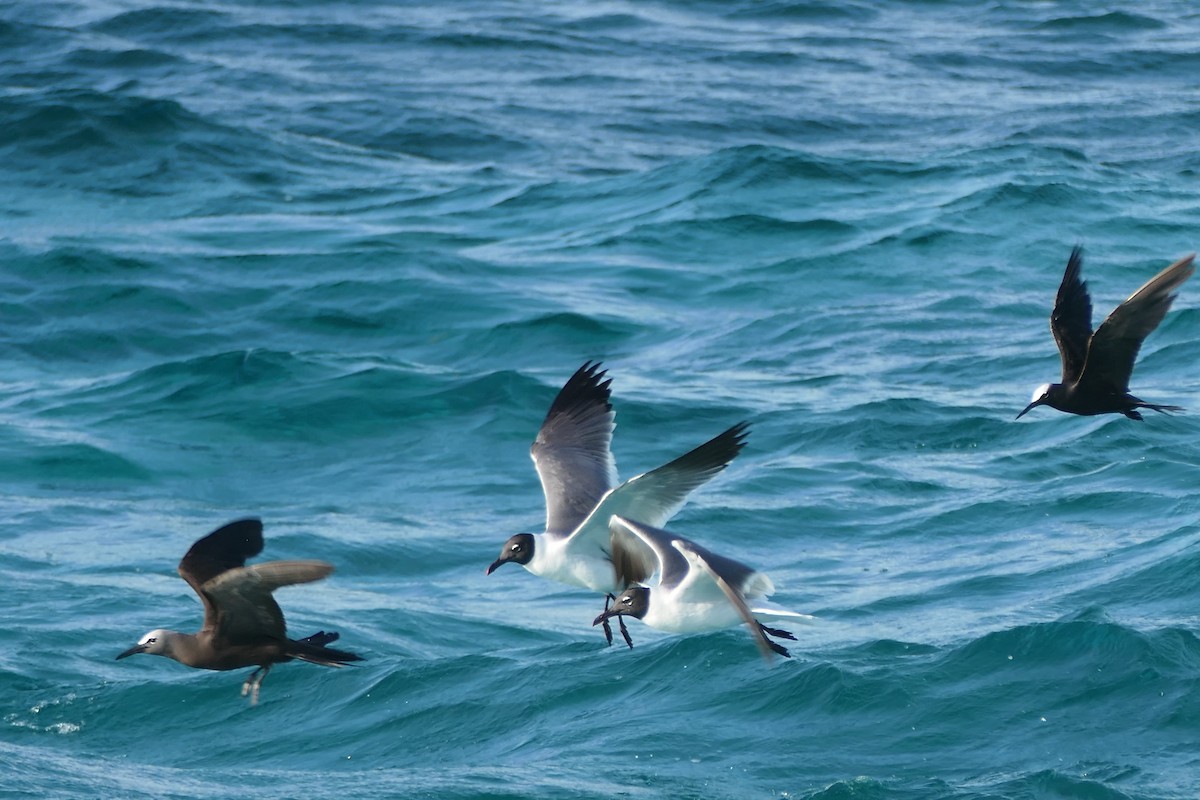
[524, 535, 618, 594]
[642, 598, 744, 633]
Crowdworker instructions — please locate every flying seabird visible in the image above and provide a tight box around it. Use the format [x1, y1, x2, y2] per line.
[1018, 246, 1195, 420]
[592, 517, 813, 659]
[486, 361, 750, 648]
[116, 518, 363, 704]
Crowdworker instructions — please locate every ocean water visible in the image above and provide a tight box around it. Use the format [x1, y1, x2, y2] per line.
[3, 1, 1200, 797]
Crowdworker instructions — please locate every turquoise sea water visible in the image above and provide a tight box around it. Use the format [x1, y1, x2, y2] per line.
[4, 2, 1200, 798]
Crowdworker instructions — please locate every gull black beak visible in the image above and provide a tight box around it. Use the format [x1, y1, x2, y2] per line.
[592, 608, 615, 627]
[1015, 400, 1041, 420]
[485, 558, 505, 576]
[116, 643, 147, 660]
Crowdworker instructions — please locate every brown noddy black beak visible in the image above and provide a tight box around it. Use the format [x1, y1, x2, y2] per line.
[592, 608, 615, 627]
[116, 643, 147, 660]
[1015, 400, 1041, 420]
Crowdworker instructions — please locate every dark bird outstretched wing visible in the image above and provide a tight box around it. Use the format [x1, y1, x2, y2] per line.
[1079, 253, 1195, 392]
[178, 518, 264, 626]
[530, 362, 618, 537]
[1050, 246, 1094, 384]
[203, 560, 334, 644]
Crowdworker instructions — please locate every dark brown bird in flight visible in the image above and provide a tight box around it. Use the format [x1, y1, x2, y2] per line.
[1018, 247, 1195, 421]
[116, 518, 362, 703]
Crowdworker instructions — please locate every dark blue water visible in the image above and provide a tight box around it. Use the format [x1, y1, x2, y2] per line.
[3, 2, 1200, 798]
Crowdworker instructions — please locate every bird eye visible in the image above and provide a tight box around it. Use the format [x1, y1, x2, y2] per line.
[147, 637, 157, 643]
[621, 597, 632, 606]
[510, 543, 521, 553]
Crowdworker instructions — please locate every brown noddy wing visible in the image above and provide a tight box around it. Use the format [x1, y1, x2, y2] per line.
[1079, 253, 1195, 392]
[203, 560, 334, 644]
[177, 518, 264, 627]
[1050, 246, 1094, 384]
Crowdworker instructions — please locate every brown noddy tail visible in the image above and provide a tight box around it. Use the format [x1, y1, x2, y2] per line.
[288, 630, 364, 666]
[1140, 402, 1184, 414]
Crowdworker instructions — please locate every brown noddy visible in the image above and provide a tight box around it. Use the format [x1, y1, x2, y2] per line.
[485, 361, 750, 648]
[116, 518, 362, 704]
[1018, 247, 1196, 420]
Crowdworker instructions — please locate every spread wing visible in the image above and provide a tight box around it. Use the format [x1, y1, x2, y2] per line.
[567, 423, 750, 587]
[609, 516, 768, 595]
[671, 533, 771, 601]
[608, 516, 686, 589]
[1050, 246, 1093, 384]
[201, 560, 333, 644]
[613, 517, 784, 660]
[177, 518, 264, 624]
[1079, 253, 1195, 392]
[680, 541, 779, 662]
[530, 362, 618, 537]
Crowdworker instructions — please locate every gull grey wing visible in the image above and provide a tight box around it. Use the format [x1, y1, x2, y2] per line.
[1081, 253, 1195, 391]
[672, 534, 765, 599]
[608, 517, 688, 590]
[1050, 246, 1093, 384]
[676, 540, 778, 662]
[178, 518, 264, 623]
[201, 560, 333, 644]
[530, 362, 618, 537]
[607, 516, 671, 589]
[565, 422, 750, 570]
[601, 422, 749, 529]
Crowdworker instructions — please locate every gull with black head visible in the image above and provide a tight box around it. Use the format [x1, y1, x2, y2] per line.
[1018, 246, 1195, 421]
[593, 516, 813, 659]
[486, 361, 750, 648]
[116, 518, 363, 704]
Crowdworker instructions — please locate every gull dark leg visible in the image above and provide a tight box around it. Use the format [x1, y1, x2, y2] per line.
[766, 638, 792, 658]
[600, 594, 615, 646]
[757, 621, 794, 658]
[759, 622, 797, 641]
[618, 615, 633, 650]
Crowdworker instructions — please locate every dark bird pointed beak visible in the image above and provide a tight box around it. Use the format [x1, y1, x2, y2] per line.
[116, 643, 147, 660]
[485, 558, 505, 576]
[1015, 400, 1041, 420]
[592, 608, 615, 627]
